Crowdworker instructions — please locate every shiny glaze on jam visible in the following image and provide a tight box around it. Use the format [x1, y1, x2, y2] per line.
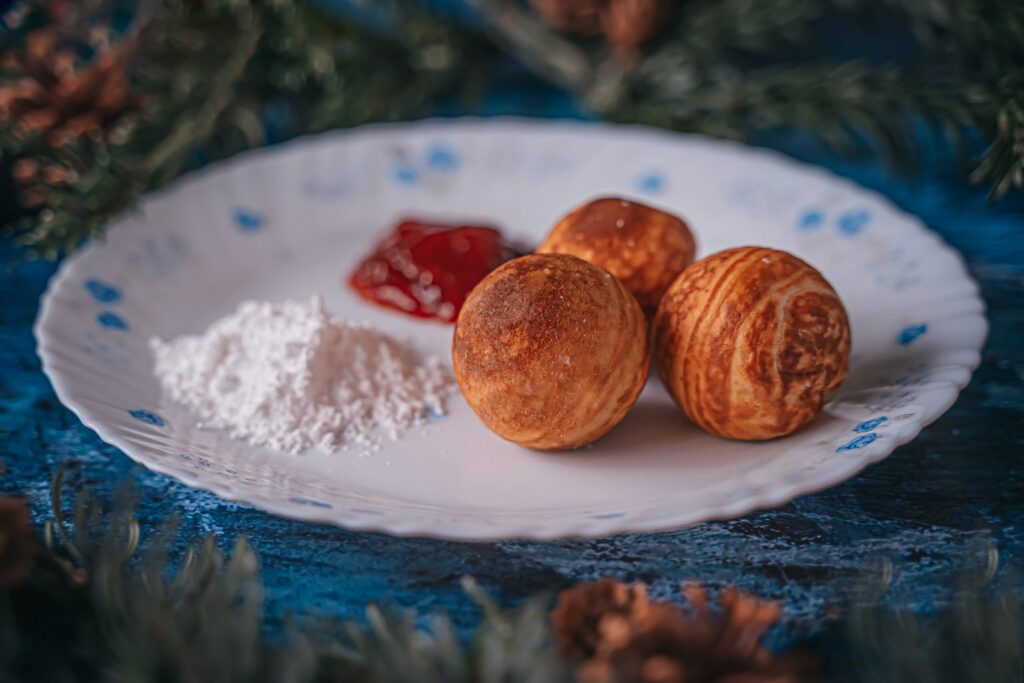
[348, 219, 523, 323]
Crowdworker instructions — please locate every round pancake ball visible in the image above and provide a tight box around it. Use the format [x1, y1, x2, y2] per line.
[453, 254, 649, 450]
[654, 246, 851, 440]
[538, 196, 696, 314]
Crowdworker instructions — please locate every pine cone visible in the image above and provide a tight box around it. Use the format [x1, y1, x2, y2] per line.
[0, 28, 143, 147]
[551, 578, 651, 660]
[601, 0, 671, 56]
[581, 601, 691, 683]
[1, 25, 143, 208]
[529, 0, 670, 55]
[10, 157, 76, 207]
[528, 0, 607, 35]
[0, 496, 39, 588]
[45, 0, 77, 24]
[552, 580, 818, 683]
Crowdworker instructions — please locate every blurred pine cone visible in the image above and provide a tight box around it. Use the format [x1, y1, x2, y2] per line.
[601, 0, 671, 55]
[552, 578, 651, 660]
[10, 157, 75, 207]
[528, 0, 606, 35]
[552, 580, 818, 683]
[0, 28, 143, 147]
[1, 25, 143, 208]
[528, 0, 670, 54]
[0, 496, 39, 588]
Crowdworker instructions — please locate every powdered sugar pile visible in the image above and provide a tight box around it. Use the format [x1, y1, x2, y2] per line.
[150, 295, 454, 453]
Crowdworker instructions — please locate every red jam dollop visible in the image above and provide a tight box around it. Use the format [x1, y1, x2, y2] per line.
[348, 219, 524, 323]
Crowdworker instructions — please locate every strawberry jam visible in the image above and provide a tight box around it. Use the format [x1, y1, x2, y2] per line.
[348, 219, 523, 323]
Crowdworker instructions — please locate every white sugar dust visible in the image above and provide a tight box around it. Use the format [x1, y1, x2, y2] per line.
[150, 296, 454, 453]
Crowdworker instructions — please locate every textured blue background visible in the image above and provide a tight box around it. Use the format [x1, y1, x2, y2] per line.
[1, 28, 1023, 648]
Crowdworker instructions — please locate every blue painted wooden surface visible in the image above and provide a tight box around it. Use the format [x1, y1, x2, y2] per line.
[1, 81, 1023, 649]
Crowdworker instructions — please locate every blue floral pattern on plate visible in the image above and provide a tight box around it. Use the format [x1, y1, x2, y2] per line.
[233, 209, 265, 232]
[129, 409, 165, 427]
[97, 311, 129, 331]
[797, 208, 825, 231]
[853, 416, 888, 433]
[636, 170, 665, 194]
[391, 141, 460, 187]
[85, 279, 121, 303]
[837, 433, 879, 452]
[897, 323, 928, 346]
[425, 144, 458, 172]
[837, 209, 870, 236]
[393, 163, 418, 185]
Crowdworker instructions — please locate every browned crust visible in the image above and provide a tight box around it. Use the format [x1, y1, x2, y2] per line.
[653, 247, 851, 440]
[453, 253, 649, 450]
[537, 197, 696, 313]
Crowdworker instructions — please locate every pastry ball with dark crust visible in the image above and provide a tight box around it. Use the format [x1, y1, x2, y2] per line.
[453, 254, 649, 450]
[654, 247, 851, 440]
[537, 196, 696, 313]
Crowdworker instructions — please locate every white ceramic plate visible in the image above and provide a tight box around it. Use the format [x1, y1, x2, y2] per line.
[35, 119, 986, 540]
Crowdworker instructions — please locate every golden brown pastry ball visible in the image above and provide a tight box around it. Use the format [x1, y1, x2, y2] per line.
[537, 196, 696, 313]
[453, 254, 649, 450]
[654, 247, 851, 440]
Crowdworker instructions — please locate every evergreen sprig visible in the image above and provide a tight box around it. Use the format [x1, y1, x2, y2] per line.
[971, 82, 1024, 199]
[0, 0, 487, 260]
[828, 551, 1024, 683]
[614, 64, 968, 170]
[476, 0, 1024, 199]
[2, 0, 1023, 261]
[665, 0, 824, 64]
[0, 474, 1020, 682]
[0, 473, 566, 683]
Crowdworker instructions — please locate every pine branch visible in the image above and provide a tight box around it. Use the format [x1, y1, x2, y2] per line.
[314, 593, 567, 683]
[478, 0, 1023, 200]
[0, 0, 486, 261]
[2, 475, 1022, 682]
[139, 6, 262, 183]
[4, 473, 568, 683]
[467, 0, 594, 92]
[3, 0, 1023, 265]
[663, 0, 825, 65]
[971, 86, 1024, 200]
[613, 64, 972, 169]
[846, 0, 1024, 71]
[830, 547, 1024, 683]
